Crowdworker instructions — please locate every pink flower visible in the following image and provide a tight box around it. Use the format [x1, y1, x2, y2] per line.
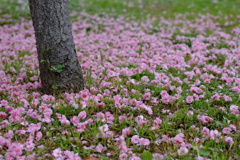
[81, 92, 89, 99]
[202, 127, 210, 135]
[222, 127, 232, 134]
[130, 99, 137, 106]
[43, 108, 53, 117]
[80, 101, 87, 109]
[1, 120, 9, 127]
[36, 132, 42, 141]
[154, 117, 162, 124]
[143, 92, 151, 100]
[119, 153, 128, 160]
[76, 122, 87, 132]
[8, 142, 23, 157]
[52, 148, 62, 158]
[99, 124, 109, 133]
[27, 123, 41, 133]
[160, 90, 169, 97]
[131, 135, 140, 144]
[131, 89, 136, 94]
[25, 140, 35, 151]
[194, 138, 202, 143]
[78, 111, 87, 119]
[225, 136, 234, 145]
[27, 153, 36, 160]
[96, 112, 105, 121]
[190, 125, 198, 130]
[122, 127, 131, 136]
[103, 131, 114, 138]
[230, 105, 239, 115]
[198, 115, 213, 124]
[152, 153, 164, 160]
[223, 95, 232, 102]
[5, 152, 15, 160]
[30, 75, 38, 81]
[5, 106, 13, 112]
[204, 79, 211, 83]
[186, 96, 193, 103]
[0, 136, 5, 146]
[161, 95, 171, 104]
[42, 117, 51, 123]
[16, 130, 26, 135]
[97, 102, 105, 108]
[139, 138, 150, 146]
[60, 118, 70, 125]
[232, 86, 240, 93]
[187, 111, 194, 116]
[209, 130, 220, 139]
[212, 93, 220, 100]
[229, 124, 237, 131]
[177, 147, 188, 156]
[105, 112, 114, 123]
[190, 86, 202, 94]
[174, 134, 184, 146]
[95, 144, 105, 153]
[141, 76, 149, 82]
[119, 115, 127, 123]
[0, 100, 8, 106]
[114, 95, 122, 102]
[64, 150, 81, 160]
[107, 70, 117, 77]
[129, 155, 141, 160]
[151, 98, 158, 105]
[162, 135, 169, 142]
[71, 116, 79, 126]
[122, 143, 129, 153]
[196, 156, 204, 160]
[0, 112, 7, 119]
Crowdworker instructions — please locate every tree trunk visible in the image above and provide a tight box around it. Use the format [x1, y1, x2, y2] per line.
[28, 0, 84, 94]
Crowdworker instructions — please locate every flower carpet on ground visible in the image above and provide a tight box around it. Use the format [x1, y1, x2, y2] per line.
[0, 12, 240, 159]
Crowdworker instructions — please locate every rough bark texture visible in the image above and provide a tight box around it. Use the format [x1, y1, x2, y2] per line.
[29, 0, 84, 94]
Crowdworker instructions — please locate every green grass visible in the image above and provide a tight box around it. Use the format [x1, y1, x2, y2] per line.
[1, 0, 240, 32]
[0, 0, 240, 159]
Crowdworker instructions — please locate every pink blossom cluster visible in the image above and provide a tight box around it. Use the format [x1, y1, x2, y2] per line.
[131, 135, 150, 146]
[197, 115, 213, 124]
[230, 105, 239, 115]
[52, 148, 81, 160]
[0, 11, 239, 159]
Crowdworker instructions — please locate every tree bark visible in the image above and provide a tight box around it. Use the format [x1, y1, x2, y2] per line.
[29, 0, 84, 94]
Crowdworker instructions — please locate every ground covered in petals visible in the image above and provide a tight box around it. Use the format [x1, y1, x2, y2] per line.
[0, 6, 240, 160]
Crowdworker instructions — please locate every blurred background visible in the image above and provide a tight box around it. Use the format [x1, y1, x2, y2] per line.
[0, 0, 239, 32]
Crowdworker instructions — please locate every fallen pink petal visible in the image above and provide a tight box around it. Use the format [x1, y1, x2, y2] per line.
[0, 0, 239, 159]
